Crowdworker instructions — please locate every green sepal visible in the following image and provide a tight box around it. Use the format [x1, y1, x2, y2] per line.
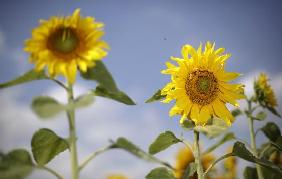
[231, 108, 242, 117]
[194, 118, 229, 138]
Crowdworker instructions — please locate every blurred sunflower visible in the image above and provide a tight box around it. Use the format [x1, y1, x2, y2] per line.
[106, 174, 128, 179]
[269, 151, 282, 168]
[174, 147, 215, 179]
[161, 42, 245, 126]
[223, 147, 237, 179]
[254, 73, 278, 109]
[24, 9, 109, 84]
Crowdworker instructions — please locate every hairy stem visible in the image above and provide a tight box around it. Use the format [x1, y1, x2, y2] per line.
[67, 85, 79, 179]
[36, 165, 64, 179]
[194, 130, 204, 179]
[79, 145, 113, 171]
[247, 100, 264, 179]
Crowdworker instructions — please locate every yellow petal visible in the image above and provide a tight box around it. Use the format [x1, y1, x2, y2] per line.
[181, 44, 197, 60]
[169, 105, 183, 117]
[190, 104, 200, 124]
[77, 60, 87, 72]
[67, 60, 77, 84]
[212, 99, 234, 125]
[217, 71, 241, 82]
[198, 106, 211, 125]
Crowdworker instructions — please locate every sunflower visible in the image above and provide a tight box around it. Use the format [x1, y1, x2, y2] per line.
[106, 174, 128, 179]
[174, 147, 215, 179]
[254, 73, 278, 108]
[223, 147, 237, 179]
[24, 9, 109, 84]
[161, 42, 245, 126]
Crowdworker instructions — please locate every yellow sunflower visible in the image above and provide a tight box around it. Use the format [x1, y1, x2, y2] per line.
[161, 42, 245, 126]
[174, 147, 215, 179]
[254, 73, 278, 108]
[24, 9, 109, 84]
[106, 174, 128, 179]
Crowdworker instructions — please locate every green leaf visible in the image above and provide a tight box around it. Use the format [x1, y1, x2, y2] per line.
[232, 142, 282, 173]
[145, 167, 176, 179]
[261, 122, 281, 142]
[267, 106, 281, 118]
[31, 96, 65, 119]
[149, 131, 181, 155]
[93, 86, 135, 105]
[80, 61, 118, 92]
[0, 70, 48, 89]
[181, 163, 196, 179]
[31, 128, 68, 165]
[145, 89, 166, 103]
[274, 136, 282, 151]
[253, 111, 267, 121]
[194, 118, 229, 138]
[244, 167, 257, 179]
[203, 132, 235, 154]
[231, 109, 242, 117]
[80, 61, 135, 105]
[112, 137, 157, 162]
[71, 93, 95, 108]
[259, 143, 277, 159]
[261, 165, 282, 178]
[0, 149, 33, 179]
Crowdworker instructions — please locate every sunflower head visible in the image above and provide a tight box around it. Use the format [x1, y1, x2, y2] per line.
[106, 174, 128, 179]
[161, 42, 245, 126]
[24, 9, 109, 84]
[254, 73, 278, 109]
[174, 147, 215, 179]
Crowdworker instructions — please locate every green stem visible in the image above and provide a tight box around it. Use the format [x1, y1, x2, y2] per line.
[79, 145, 113, 171]
[204, 153, 234, 176]
[36, 165, 64, 179]
[67, 85, 79, 179]
[247, 100, 264, 179]
[194, 130, 204, 179]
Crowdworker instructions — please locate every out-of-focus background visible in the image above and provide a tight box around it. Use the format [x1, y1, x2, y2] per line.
[0, 0, 282, 178]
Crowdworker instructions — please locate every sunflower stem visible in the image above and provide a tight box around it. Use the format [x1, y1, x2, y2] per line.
[67, 84, 79, 179]
[35, 165, 64, 179]
[194, 130, 204, 179]
[247, 100, 264, 179]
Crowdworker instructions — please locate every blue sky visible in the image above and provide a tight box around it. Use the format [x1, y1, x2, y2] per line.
[0, 1, 282, 178]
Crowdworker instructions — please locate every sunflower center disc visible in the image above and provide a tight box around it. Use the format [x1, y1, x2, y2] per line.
[185, 70, 219, 106]
[198, 77, 210, 92]
[48, 27, 78, 54]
